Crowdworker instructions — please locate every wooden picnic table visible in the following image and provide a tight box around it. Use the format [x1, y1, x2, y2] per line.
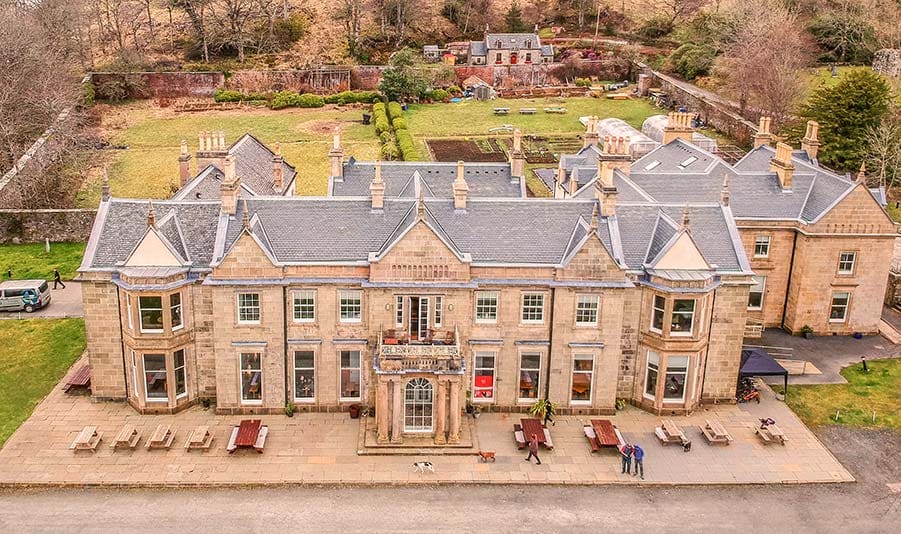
[519, 418, 554, 450]
[146, 424, 176, 449]
[228, 419, 268, 453]
[701, 419, 733, 445]
[63, 365, 91, 392]
[756, 423, 787, 446]
[70, 426, 102, 452]
[493, 107, 510, 115]
[590, 419, 620, 447]
[185, 425, 214, 451]
[111, 424, 140, 450]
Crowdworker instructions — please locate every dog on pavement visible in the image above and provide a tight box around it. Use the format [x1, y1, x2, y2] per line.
[412, 461, 435, 474]
[476, 450, 496, 462]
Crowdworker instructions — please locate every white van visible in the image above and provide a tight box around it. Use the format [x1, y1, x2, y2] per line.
[0, 280, 52, 312]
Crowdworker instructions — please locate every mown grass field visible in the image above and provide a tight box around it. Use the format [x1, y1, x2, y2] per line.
[786, 358, 900, 431]
[0, 319, 86, 447]
[0, 242, 86, 281]
[78, 96, 660, 204]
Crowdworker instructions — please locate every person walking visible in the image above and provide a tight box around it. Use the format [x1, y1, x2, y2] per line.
[543, 403, 556, 427]
[52, 268, 66, 290]
[620, 443, 633, 474]
[632, 443, 644, 479]
[525, 433, 541, 465]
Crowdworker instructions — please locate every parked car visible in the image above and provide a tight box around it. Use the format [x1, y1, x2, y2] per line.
[0, 280, 52, 312]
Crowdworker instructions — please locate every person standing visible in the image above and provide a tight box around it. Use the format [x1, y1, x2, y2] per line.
[525, 433, 541, 465]
[52, 268, 66, 290]
[632, 443, 644, 480]
[620, 443, 633, 474]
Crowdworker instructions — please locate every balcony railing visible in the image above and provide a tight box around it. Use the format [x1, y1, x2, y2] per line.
[376, 326, 463, 373]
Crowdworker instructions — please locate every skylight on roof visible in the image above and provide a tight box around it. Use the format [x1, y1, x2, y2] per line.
[644, 161, 661, 171]
[679, 156, 698, 168]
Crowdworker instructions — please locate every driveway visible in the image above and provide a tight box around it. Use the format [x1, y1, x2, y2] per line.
[0, 281, 82, 319]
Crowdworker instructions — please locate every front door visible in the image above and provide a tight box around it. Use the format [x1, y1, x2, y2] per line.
[407, 296, 430, 340]
[404, 378, 433, 432]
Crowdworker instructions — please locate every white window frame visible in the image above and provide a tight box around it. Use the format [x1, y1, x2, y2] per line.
[434, 296, 443, 327]
[173, 349, 187, 399]
[670, 299, 696, 337]
[650, 295, 665, 334]
[473, 352, 496, 403]
[748, 275, 766, 311]
[570, 354, 594, 405]
[644, 351, 659, 401]
[838, 252, 856, 275]
[138, 295, 164, 333]
[131, 350, 139, 398]
[575, 294, 599, 326]
[754, 235, 771, 258]
[170, 292, 183, 331]
[339, 350, 362, 401]
[475, 291, 499, 323]
[521, 292, 545, 324]
[237, 293, 261, 325]
[339, 290, 362, 323]
[293, 350, 315, 403]
[126, 296, 134, 331]
[239, 352, 263, 405]
[829, 291, 851, 323]
[395, 296, 404, 327]
[518, 352, 542, 403]
[143, 353, 168, 403]
[663, 355, 689, 403]
[292, 289, 316, 323]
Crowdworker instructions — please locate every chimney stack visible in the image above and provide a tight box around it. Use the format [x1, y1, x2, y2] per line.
[754, 117, 773, 149]
[801, 120, 820, 162]
[662, 112, 693, 144]
[370, 162, 385, 210]
[681, 206, 691, 231]
[856, 162, 867, 184]
[599, 135, 632, 175]
[147, 200, 156, 228]
[196, 131, 228, 171]
[221, 154, 240, 215]
[329, 128, 345, 181]
[272, 141, 284, 192]
[178, 140, 192, 187]
[583, 116, 600, 149]
[554, 160, 566, 199]
[770, 142, 794, 190]
[721, 174, 730, 206]
[453, 160, 469, 210]
[101, 171, 111, 202]
[595, 161, 617, 217]
[510, 129, 525, 181]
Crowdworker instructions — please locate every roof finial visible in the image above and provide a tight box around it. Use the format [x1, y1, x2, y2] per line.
[856, 161, 867, 184]
[241, 198, 251, 230]
[147, 200, 156, 228]
[590, 203, 599, 232]
[681, 205, 691, 231]
[273, 141, 281, 157]
[417, 191, 426, 220]
[101, 170, 111, 202]
[180, 139, 188, 156]
[720, 174, 730, 206]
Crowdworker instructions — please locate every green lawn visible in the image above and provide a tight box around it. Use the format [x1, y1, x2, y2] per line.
[404, 97, 658, 138]
[0, 242, 86, 281]
[785, 359, 901, 431]
[0, 319, 86, 447]
[801, 66, 901, 104]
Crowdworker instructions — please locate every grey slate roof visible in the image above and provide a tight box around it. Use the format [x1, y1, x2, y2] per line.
[485, 33, 542, 50]
[470, 41, 487, 56]
[332, 161, 523, 199]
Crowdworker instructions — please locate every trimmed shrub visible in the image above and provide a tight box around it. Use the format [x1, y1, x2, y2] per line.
[574, 77, 592, 87]
[387, 101, 404, 120]
[379, 131, 393, 145]
[381, 141, 400, 160]
[269, 91, 325, 110]
[447, 85, 462, 95]
[213, 89, 244, 102]
[666, 44, 716, 80]
[395, 129, 418, 161]
[375, 117, 391, 135]
[427, 89, 450, 102]
[324, 90, 382, 105]
[392, 117, 408, 131]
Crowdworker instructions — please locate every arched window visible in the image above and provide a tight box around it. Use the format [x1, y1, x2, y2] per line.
[404, 378, 433, 432]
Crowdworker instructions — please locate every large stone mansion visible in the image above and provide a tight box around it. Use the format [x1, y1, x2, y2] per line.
[78, 115, 895, 446]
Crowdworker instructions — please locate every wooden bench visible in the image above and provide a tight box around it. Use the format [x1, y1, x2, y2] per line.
[184, 425, 214, 451]
[63, 365, 91, 393]
[493, 107, 510, 115]
[70, 426, 102, 452]
[110, 424, 140, 450]
[145, 424, 176, 450]
[583, 425, 601, 452]
[700, 419, 733, 445]
[543, 107, 567, 114]
[755, 424, 787, 446]
[513, 424, 526, 449]
[519, 108, 537, 115]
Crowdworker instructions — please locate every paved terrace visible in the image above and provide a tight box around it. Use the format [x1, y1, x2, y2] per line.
[0, 368, 852, 487]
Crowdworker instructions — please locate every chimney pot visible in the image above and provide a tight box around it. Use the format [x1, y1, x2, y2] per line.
[453, 160, 469, 210]
[370, 162, 385, 210]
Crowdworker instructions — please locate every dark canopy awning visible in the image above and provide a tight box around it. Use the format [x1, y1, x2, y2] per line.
[740, 347, 788, 397]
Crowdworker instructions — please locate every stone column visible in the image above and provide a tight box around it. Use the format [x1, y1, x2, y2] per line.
[391, 378, 404, 443]
[433, 378, 447, 445]
[377, 378, 389, 444]
[448, 378, 461, 444]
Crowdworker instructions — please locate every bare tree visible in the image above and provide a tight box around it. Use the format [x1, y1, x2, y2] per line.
[172, 0, 212, 62]
[865, 115, 901, 190]
[648, 0, 707, 26]
[336, 0, 363, 58]
[210, 0, 255, 62]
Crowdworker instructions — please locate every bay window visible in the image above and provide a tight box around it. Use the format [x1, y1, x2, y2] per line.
[650, 295, 665, 333]
[170, 292, 183, 330]
[138, 296, 164, 333]
[663, 356, 689, 402]
[143, 354, 167, 401]
[174, 349, 187, 398]
[671, 299, 696, 335]
[571, 354, 593, 403]
[644, 351, 659, 400]
[473, 352, 496, 401]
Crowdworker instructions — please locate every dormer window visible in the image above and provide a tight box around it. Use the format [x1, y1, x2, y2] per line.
[525, 40, 532, 48]
[495, 40, 502, 48]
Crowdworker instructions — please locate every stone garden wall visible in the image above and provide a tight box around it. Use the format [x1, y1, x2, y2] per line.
[0, 209, 96, 244]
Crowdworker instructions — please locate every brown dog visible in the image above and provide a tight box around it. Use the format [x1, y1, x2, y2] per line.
[476, 450, 496, 462]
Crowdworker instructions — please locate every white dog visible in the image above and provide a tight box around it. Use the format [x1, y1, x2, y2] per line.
[412, 461, 435, 474]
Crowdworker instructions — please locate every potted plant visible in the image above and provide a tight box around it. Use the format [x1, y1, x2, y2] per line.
[349, 403, 361, 419]
[285, 401, 295, 418]
[465, 390, 474, 415]
[201, 398, 211, 410]
[529, 398, 557, 422]
[800, 325, 814, 339]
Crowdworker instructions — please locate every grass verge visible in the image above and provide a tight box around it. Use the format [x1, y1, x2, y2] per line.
[0, 242, 86, 281]
[785, 358, 900, 431]
[0, 318, 86, 447]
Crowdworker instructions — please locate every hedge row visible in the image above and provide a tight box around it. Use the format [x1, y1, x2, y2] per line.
[213, 88, 270, 102]
[387, 101, 403, 121]
[395, 129, 418, 161]
[324, 90, 381, 105]
[270, 91, 325, 110]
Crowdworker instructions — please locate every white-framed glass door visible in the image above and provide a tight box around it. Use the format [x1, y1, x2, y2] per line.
[403, 296, 431, 340]
[404, 378, 433, 432]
